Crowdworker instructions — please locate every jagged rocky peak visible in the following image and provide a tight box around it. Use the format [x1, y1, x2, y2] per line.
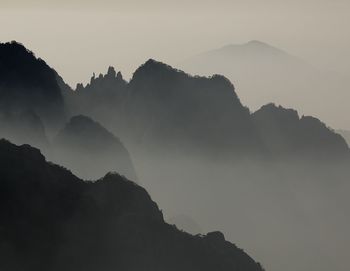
[107, 66, 116, 76]
[76, 82, 84, 91]
[75, 66, 126, 94]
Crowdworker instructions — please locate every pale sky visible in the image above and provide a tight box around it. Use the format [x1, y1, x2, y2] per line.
[1, 0, 349, 87]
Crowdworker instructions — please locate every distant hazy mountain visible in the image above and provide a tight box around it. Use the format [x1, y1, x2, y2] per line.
[0, 41, 65, 129]
[53, 115, 137, 180]
[180, 40, 350, 130]
[0, 139, 264, 271]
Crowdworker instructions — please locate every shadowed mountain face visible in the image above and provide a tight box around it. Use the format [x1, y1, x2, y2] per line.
[337, 130, 350, 147]
[253, 103, 349, 159]
[0, 139, 264, 271]
[69, 59, 349, 161]
[180, 41, 350, 130]
[0, 42, 65, 129]
[166, 214, 203, 235]
[69, 60, 263, 158]
[125, 60, 262, 156]
[0, 109, 49, 154]
[71, 67, 128, 127]
[53, 115, 137, 181]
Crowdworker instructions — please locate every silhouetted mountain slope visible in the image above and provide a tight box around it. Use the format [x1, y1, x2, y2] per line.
[337, 130, 350, 147]
[73, 67, 127, 120]
[167, 214, 203, 235]
[71, 59, 350, 160]
[180, 41, 350, 129]
[53, 115, 137, 180]
[73, 59, 263, 158]
[0, 109, 49, 154]
[0, 42, 65, 128]
[252, 103, 349, 159]
[0, 139, 264, 271]
[1, 41, 347, 161]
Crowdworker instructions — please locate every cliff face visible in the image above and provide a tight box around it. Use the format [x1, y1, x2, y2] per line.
[0, 139, 264, 271]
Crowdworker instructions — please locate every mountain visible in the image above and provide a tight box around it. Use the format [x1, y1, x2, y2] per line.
[70, 66, 128, 126]
[167, 214, 203, 235]
[0, 41, 65, 129]
[70, 59, 349, 161]
[337, 130, 350, 147]
[252, 103, 349, 160]
[180, 40, 350, 130]
[0, 139, 264, 271]
[53, 115, 137, 180]
[0, 109, 49, 155]
[125, 59, 262, 157]
[71, 60, 263, 158]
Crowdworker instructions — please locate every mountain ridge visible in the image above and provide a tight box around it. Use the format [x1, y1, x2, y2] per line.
[0, 139, 265, 271]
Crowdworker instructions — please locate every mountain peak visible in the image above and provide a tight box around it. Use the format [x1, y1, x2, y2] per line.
[138, 58, 176, 72]
[54, 115, 137, 180]
[0, 41, 64, 127]
[246, 40, 271, 47]
[107, 66, 117, 77]
[215, 40, 287, 56]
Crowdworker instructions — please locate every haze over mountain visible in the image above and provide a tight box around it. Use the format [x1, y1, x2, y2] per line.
[0, 139, 264, 271]
[1, 41, 350, 271]
[0, 109, 49, 154]
[0, 41, 65, 130]
[1, 2, 350, 271]
[53, 115, 137, 181]
[252, 103, 349, 160]
[70, 57, 349, 162]
[180, 40, 350, 130]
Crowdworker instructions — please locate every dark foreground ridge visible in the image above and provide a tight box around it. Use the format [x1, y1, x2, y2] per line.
[0, 139, 264, 271]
